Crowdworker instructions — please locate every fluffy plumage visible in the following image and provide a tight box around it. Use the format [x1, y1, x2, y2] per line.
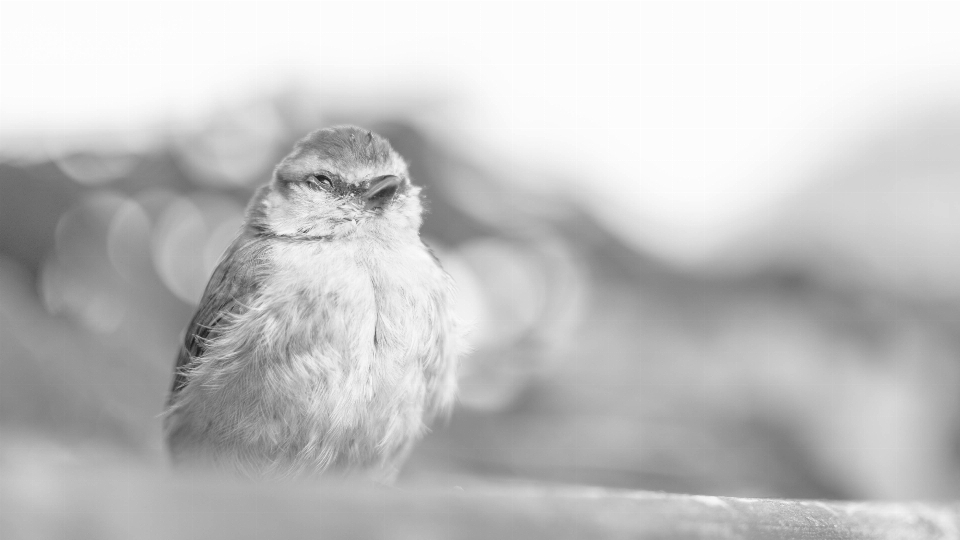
[163, 126, 463, 482]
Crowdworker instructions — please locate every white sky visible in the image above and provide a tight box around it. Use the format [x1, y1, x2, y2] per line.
[3, 1, 960, 263]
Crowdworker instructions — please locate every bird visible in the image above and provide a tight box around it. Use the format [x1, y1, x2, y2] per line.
[162, 126, 463, 482]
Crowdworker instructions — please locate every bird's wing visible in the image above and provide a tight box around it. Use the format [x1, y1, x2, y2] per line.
[170, 229, 268, 396]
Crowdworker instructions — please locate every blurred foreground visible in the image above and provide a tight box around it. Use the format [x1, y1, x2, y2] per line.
[2, 93, 960, 503]
[4, 456, 958, 540]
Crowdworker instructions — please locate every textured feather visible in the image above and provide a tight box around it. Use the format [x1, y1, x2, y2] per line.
[170, 229, 269, 396]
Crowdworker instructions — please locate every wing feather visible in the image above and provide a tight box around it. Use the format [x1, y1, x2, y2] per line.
[169, 229, 268, 396]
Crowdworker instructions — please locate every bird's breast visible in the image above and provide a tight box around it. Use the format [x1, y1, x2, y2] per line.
[259, 237, 448, 462]
[272, 238, 443, 351]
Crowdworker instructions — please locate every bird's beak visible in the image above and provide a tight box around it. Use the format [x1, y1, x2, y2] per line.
[362, 175, 403, 211]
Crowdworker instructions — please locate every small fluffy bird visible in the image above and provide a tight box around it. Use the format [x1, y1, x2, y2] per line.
[163, 126, 463, 482]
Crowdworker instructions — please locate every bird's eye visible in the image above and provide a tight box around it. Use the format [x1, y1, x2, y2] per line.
[309, 174, 335, 190]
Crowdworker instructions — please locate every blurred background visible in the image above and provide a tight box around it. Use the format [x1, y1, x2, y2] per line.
[2, 1, 960, 502]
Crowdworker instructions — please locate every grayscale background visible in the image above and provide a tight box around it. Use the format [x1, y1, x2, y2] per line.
[2, 1, 960, 504]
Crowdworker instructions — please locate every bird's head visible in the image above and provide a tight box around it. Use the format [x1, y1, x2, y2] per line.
[249, 126, 423, 240]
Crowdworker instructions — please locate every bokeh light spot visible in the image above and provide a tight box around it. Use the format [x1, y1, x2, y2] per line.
[107, 199, 153, 282]
[152, 197, 209, 305]
[174, 103, 285, 188]
[54, 152, 140, 186]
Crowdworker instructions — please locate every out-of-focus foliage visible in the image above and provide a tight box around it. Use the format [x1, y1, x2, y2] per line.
[1, 93, 960, 501]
